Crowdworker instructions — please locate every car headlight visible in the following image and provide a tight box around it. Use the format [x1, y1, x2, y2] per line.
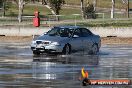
[32, 41, 36, 44]
[51, 42, 60, 46]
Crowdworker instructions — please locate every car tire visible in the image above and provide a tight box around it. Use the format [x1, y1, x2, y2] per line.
[62, 44, 71, 55]
[89, 44, 98, 55]
[33, 51, 40, 55]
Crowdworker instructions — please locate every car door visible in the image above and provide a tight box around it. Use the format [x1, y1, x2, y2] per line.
[69, 28, 83, 51]
[80, 28, 93, 51]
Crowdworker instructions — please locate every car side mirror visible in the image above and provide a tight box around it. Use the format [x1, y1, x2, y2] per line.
[44, 32, 47, 35]
[73, 35, 79, 38]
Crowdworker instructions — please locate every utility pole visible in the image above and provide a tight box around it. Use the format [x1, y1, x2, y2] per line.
[111, 0, 115, 18]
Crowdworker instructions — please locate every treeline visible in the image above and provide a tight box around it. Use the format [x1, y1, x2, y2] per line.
[0, 0, 97, 22]
[0, 0, 66, 22]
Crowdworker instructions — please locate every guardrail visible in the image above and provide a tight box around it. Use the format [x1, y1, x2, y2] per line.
[0, 14, 132, 27]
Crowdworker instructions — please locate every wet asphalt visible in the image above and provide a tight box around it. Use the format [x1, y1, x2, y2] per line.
[0, 42, 132, 88]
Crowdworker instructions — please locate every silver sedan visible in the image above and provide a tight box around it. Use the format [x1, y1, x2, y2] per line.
[31, 26, 101, 55]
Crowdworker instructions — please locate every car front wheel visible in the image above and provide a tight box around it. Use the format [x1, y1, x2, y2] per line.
[62, 44, 71, 55]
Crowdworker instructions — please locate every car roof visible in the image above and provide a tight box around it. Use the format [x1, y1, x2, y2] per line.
[54, 26, 82, 29]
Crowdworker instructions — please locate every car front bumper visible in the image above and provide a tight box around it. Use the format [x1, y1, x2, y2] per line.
[31, 44, 64, 53]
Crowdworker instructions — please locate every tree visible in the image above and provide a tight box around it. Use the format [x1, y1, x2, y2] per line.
[0, 0, 6, 17]
[2, 0, 5, 17]
[13, 0, 24, 22]
[42, 0, 47, 5]
[93, 0, 96, 11]
[81, 0, 97, 19]
[49, 0, 65, 20]
[0, 0, 3, 8]
[14, 0, 29, 22]
[83, 2, 96, 19]
[18, 0, 25, 22]
[80, 0, 84, 19]
[111, 0, 115, 18]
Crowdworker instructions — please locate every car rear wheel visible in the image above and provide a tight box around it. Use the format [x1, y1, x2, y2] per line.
[62, 44, 71, 55]
[33, 51, 40, 55]
[89, 44, 98, 55]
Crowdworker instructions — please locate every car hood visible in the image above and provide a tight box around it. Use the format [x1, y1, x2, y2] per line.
[35, 34, 69, 42]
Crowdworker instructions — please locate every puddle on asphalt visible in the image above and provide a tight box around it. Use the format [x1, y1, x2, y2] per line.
[0, 43, 131, 88]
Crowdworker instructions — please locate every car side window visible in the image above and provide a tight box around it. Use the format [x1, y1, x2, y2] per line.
[73, 29, 82, 37]
[81, 28, 93, 37]
[59, 28, 69, 37]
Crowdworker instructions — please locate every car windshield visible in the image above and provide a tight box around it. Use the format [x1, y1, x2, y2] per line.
[46, 27, 74, 37]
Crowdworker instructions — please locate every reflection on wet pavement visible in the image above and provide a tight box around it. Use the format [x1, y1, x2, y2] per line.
[0, 43, 131, 88]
